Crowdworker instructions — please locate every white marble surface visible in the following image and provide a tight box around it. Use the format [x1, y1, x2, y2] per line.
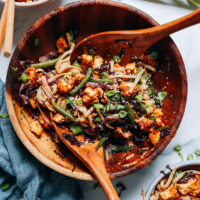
[0, 0, 200, 199]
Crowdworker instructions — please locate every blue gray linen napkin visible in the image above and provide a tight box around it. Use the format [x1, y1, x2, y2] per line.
[0, 79, 83, 200]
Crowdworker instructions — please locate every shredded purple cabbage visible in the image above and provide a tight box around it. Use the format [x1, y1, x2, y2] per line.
[104, 116, 126, 124]
[86, 82, 114, 90]
[62, 133, 84, 147]
[19, 82, 31, 105]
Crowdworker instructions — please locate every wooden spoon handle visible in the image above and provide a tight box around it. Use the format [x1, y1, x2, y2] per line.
[135, 8, 200, 50]
[0, 0, 9, 53]
[85, 151, 120, 200]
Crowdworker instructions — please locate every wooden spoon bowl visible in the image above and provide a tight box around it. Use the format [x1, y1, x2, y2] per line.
[5, 0, 187, 180]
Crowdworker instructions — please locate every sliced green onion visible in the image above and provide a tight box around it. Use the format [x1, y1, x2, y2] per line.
[34, 37, 39, 47]
[12, 101, 15, 105]
[96, 137, 108, 150]
[20, 74, 29, 83]
[143, 73, 150, 80]
[73, 61, 81, 68]
[66, 97, 75, 104]
[147, 90, 153, 96]
[111, 93, 121, 101]
[150, 50, 159, 60]
[113, 55, 121, 64]
[139, 102, 147, 111]
[70, 124, 82, 135]
[0, 113, 8, 118]
[158, 91, 168, 101]
[100, 72, 109, 79]
[135, 93, 143, 102]
[178, 152, 184, 160]
[112, 145, 133, 153]
[174, 144, 182, 152]
[94, 117, 102, 123]
[1, 183, 11, 191]
[72, 72, 77, 76]
[187, 153, 194, 160]
[106, 90, 116, 97]
[148, 85, 156, 95]
[116, 105, 126, 111]
[118, 110, 127, 118]
[172, 170, 183, 181]
[150, 114, 156, 120]
[75, 99, 82, 105]
[94, 103, 105, 110]
[195, 149, 200, 156]
[11, 67, 18, 71]
[136, 68, 142, 74]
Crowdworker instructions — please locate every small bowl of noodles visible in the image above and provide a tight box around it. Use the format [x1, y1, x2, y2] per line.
[145, 160, 200, 200]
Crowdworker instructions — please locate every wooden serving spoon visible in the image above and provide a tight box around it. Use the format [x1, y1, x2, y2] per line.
[70, 8, 200, 62]
[50, 114, 119, 200]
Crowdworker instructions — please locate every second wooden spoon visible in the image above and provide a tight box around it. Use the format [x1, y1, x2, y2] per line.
[70, 8, 200, 62]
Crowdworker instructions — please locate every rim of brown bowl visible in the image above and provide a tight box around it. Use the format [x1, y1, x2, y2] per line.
[5, 0, 188, 180]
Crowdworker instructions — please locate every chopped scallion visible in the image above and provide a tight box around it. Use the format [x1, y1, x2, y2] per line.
[20, 74, 29, 83]
[0, 113, 8, 118]
[158, 91, 168, 101]
[94, 103, 105, 110]
[135, 93, 143, 102]
[100, 72, 109, 79]
[195, 149, 200, 156]
[187, 153, 194, 160]
[106, 90, 116, 97]
[113, 55, 121, 64]
[150, 50, 159, 60]
[174, 144, 182, 152]
[70, 124, 82, 135]
[118, 110, 127, 118]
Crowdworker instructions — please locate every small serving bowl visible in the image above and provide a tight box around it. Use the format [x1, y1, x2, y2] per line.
[0, 0, 54, 8]
[145, 160, 200, 199]
[5, 0, 187, 180]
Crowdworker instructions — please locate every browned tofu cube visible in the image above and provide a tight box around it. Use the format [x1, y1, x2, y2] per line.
[29, 97, 37, 109]
[29, 120, 43, 136]
[149, 129, 160, 146]
[159, 185, 180, 200]
[177, 176, 200, 197]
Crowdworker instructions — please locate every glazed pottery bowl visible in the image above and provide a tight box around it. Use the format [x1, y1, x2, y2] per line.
[5, 0, 187, 180]
[145, 160, 200, 199]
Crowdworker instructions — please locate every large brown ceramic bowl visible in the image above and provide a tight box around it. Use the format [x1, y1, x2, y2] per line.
[5, 0, 187, 180]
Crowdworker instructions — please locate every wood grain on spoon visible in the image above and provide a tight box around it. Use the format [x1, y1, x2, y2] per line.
[70, 8, 200, 62]
[4, 0, 15, 57]
[50, 114, 119, 200]
[0, 0, 9, 53]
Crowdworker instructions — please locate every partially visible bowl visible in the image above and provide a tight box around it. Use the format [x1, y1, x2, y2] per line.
[145, 160, 200, 199]
[0, 0, 54, 8]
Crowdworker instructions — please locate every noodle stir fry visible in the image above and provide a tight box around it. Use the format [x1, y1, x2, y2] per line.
[18, 32, 170, 169]
[150, 167, 200, 200]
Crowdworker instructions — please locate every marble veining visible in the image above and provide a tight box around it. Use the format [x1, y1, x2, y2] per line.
[0, 0, 200, 199]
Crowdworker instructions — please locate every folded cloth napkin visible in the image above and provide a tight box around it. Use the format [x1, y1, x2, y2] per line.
[0, 79, 83, 200]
